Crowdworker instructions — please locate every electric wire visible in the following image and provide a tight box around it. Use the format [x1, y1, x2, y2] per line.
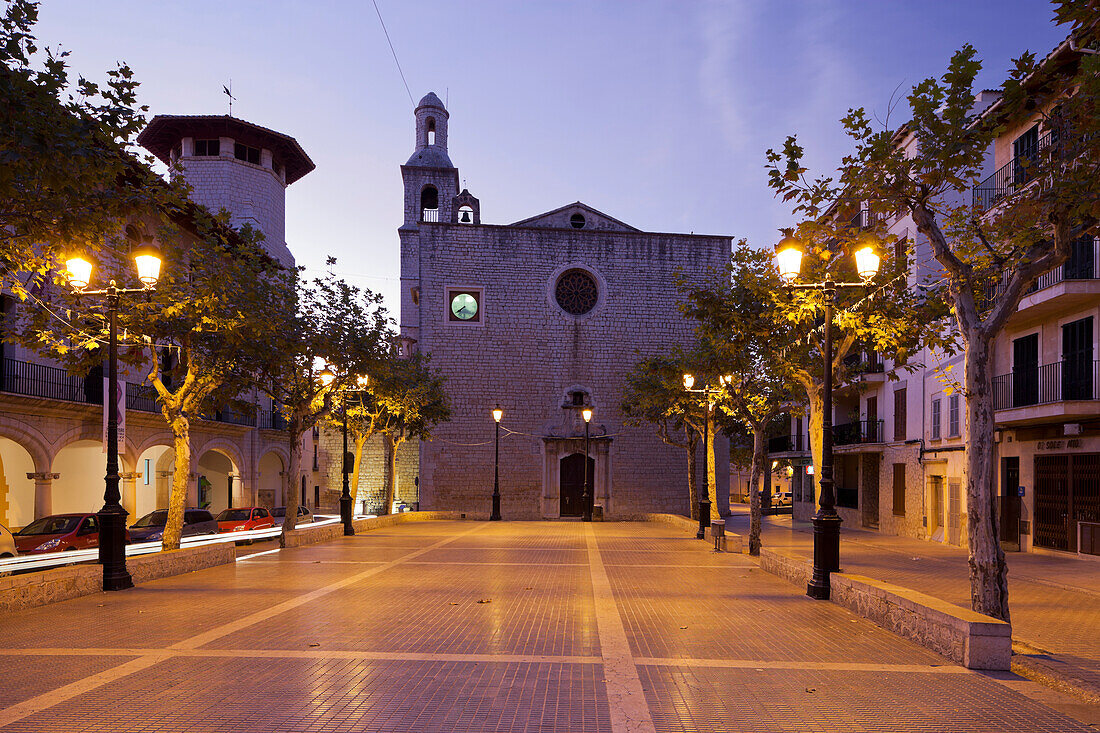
[371, 0, 415, 107]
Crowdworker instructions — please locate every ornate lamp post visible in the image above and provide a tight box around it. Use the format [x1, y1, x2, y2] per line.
[682, 373, 733, 539]
[491, 405, 503, 521]
[64, 238, 162, 592]
[775, 230, 880, 600]
[321, 368, 368, 536]
[582, 407, 593, 522]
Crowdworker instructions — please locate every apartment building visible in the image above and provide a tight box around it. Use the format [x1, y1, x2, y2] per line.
[0, 114, 315, 531]
[782, 37, 1098, 558]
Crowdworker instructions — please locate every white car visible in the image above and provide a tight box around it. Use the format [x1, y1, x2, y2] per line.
[0, 523, 17, 558]
[772, 491, 793, 507]
[271, 506, 313, 527]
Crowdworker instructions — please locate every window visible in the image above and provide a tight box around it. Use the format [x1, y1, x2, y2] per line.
[571, 390, 586, 406]
[555, 269, 598, 315]
[948, 394, 960, 437]
[570, 213, 586, 229]
[421, 185, 439, 222]
[427, 117, 436, 145]
[193, 139, 220, 156]
[931, 398, 942, 440]
[893, 387, 907, 441]
[448, 290, 481, 322]
[314, 486, 320, 507]
[301, 476, 307, 505]
[892, 463, 906, 516]
[234, 142, 260, 165]
[144, 458, 151, 486]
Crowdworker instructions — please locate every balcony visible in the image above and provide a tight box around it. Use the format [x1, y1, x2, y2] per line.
[0, 357, 260, 425]
[988, 239, 1100, 327]
[992, 360, 1100, 425]
[832, 419, 884, 446]
[421, 207, 439, 223]
[258, 409, 287, 431]
[768, 434, 809, 453]
[972, 130, 1053, 211]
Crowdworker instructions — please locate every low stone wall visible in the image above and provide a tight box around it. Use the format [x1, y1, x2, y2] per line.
[0, 564, 100, 613]
[643, 514, 744, 553]
[281, 511, 468, 549]
[128, 543, 235, 585]
[0, 542, 236, 614]
[758, 548, 1011, 670]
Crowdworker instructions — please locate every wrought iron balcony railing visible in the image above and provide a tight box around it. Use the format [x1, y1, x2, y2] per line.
[832, 419, 884, 446]
[768, 434, 809, 453]
[972, 130, 1054, 210]
[992, 360, 1100, 410]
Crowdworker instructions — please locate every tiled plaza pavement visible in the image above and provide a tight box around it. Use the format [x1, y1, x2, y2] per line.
[729, 506, 1100, 703]
[0, 520, 1093, 732]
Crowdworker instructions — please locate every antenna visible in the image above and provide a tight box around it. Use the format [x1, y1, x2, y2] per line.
[446, 87, 449, 108]
[223, 80, 237, 117]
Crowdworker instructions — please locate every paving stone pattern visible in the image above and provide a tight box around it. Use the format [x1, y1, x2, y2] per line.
[0, 521, 1090, 732]
[733, 507, 1100, 696]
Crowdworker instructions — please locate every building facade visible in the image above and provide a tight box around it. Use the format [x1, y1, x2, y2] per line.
[0, 114, 315, 531]
[781, 39, 1099, 558]
[392, 92, 731, 519]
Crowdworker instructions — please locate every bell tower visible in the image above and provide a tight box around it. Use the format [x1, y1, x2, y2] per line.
[401, 92, 459, 228]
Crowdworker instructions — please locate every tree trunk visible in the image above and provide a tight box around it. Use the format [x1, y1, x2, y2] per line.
[805, 385, 825, 510]
[162, 414, 191, 551]
[351, 434, 368, 508]
[686, 433, 699, 520]
[382, 433, 398, 514]
[748, 426, 765, 555]
[281, 414, 303, 543]
[963, 331, 1010, 622]
[705, 407, 720, 515]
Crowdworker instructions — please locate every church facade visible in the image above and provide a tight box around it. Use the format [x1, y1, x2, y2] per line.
[398, 93, 731, 520]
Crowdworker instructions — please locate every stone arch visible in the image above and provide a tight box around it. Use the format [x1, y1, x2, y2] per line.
[256, 448, 287, 511]
[135, 431, 177, 459]
[194, 438, 245, 514]
[193, 437, 245, 474]
[0, 419, 51, 474]
[52, 423, 137, 472]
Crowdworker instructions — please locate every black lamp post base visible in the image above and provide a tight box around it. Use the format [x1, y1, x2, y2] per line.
[490, 492, 501, 521]
[97, 507, 132, 592]
[696, 499, 711, 540]
[806, 511, 842, 600]
[340, 494, 355, 536]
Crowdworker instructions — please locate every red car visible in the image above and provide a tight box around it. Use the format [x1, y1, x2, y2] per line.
[14, 513, 123, 554]
[215, 507, 274, 534]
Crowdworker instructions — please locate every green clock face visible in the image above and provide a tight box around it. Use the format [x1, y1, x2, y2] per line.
[450, 293, 478, 321]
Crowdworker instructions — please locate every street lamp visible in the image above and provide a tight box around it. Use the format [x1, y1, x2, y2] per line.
[682, 373, 733, 539]
[337, 375, 369, 536]
[776, 229, 880, 600]
[491, 405, 503, 520]
[582, 407, 593, 522]
[64, 237, 162, 592]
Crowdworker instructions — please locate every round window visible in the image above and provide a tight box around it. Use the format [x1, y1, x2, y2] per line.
[450, 292, 478, 320]
[570, 213, 586, 229]
[555, 269, 598, 315]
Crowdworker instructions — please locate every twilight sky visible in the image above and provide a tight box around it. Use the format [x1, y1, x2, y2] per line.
[36, 0, 1068, 315]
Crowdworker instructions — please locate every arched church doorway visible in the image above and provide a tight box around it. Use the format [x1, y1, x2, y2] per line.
[559, 453, 594, 518]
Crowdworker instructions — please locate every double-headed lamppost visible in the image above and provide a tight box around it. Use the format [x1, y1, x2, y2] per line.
[682, 373, 733, 539]
[490, 405, 503, 520]
[775, 230, 880, 600]
[322, 370, 369, 536]
[64, 239, 163, 591]
[582, 407, 593, 522]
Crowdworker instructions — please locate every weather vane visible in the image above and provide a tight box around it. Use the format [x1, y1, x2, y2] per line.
[223, 80, 237, 117]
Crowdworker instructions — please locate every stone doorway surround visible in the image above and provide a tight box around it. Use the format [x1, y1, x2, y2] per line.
[541, 436, 612, 518]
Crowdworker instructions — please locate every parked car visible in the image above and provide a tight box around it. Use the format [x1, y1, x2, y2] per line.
[14, 513, 120, 554]
[271, 506, 313, 527]
[773, 491, 793, 507]
[216, 507, 274, 534]
[0, 523, 17, 558]
[129, 509, 219, 542]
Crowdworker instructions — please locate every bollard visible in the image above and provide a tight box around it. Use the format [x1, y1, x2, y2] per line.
[710, 519, 726, 552]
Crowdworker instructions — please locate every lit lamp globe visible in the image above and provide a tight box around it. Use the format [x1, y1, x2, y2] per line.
[775, 233, 804, 284]
[492, 406, 503, 423]
[65, 254, 94, 291]
[582, 408, 593, 423]
[318, 366, 336, 386]
[853, 234, 881, 281]
[682, 373, 695, 390]
[132, 237, 163, 288]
